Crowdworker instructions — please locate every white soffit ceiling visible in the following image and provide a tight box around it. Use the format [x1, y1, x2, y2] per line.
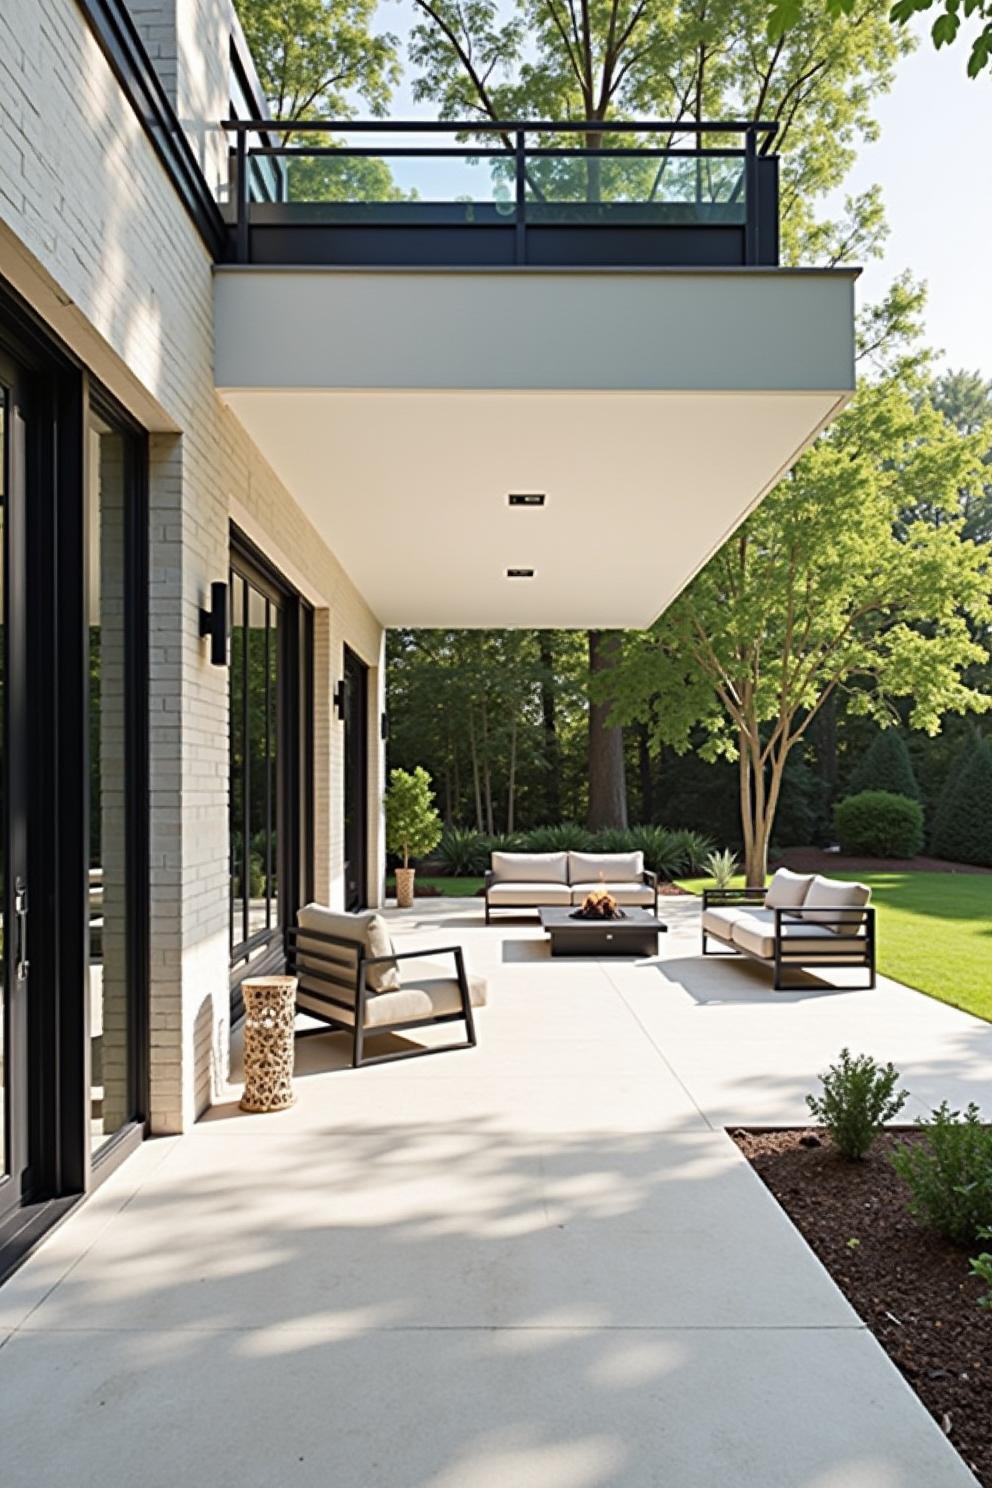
[221, 388, 844, 628]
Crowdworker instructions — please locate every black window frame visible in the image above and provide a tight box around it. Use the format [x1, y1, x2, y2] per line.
[228, 529, 313, 1016]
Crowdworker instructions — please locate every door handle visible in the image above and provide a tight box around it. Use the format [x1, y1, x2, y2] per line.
[14, 878, 28, 981]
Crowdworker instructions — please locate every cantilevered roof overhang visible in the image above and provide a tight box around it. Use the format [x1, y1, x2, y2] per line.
[214, 266, 857, 628]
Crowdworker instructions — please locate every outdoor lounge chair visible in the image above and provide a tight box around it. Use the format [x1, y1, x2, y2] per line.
[701, 868, 876, 991]
[286, 904, 487, 1067]
[484, 850, 659, 921]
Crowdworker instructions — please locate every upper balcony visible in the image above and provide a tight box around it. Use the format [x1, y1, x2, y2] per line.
[221, 120, 780, 270]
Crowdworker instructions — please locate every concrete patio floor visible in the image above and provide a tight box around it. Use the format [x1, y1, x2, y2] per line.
[2, 896, 989, 1487]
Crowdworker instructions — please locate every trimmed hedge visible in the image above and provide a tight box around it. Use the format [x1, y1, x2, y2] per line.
[834, 790, 924, 859]
[433, 823, 715, 880]
[930, 734, 992, 868]
[848, 729, 921, 803]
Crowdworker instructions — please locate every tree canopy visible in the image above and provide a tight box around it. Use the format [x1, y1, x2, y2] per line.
[768, 0, 992, 79]
[607, 370, 992, 883]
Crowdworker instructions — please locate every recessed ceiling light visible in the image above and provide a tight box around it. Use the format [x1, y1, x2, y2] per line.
[506, 568, 535, 578]
[508, 493, 546, 507]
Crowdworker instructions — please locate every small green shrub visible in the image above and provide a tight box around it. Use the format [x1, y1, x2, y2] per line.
[519, 823, 593, 853]
[805, 1048, 908, 1160]
[834, 790, 924, 858]
[666, 827, 715, 875]
[971, 1230, 992, 1309]
[703, 847, 739, 888]
[436, 826, 487, 877]
[890, 1103, 992, 1246]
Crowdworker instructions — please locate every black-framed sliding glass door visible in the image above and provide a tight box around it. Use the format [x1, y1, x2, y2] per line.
[0, 349, 31, 1227]
[229, 532, 312, 1011]
[0, 283, 148, 1277]
[343, 646, 369, 912]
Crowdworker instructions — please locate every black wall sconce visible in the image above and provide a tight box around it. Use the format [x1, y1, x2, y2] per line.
[381, 712, 390, 740]
[199, 581, 228, 666]
[333, 677, 350, 721]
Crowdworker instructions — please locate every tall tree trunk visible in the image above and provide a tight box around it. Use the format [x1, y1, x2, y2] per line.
[587, 630, 628, 829]
[741, 731, 790, 887]
[506, 714, 518, 834]
[636, 720, 654, 823]
[469, 710, 483, 832]
[481, 697, 494, 835]
[538, 631, 561, 823]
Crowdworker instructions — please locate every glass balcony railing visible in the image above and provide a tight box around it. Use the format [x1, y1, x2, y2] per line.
[222, 120, 778, 269]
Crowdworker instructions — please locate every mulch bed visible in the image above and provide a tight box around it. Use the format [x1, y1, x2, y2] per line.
[776, 848, 992, 876]
[734, 1128, 991, 1484]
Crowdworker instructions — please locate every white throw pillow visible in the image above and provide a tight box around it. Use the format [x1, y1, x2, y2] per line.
[802, 875, 871, 932]
[490, 851, 569, 884]
[763, 868, 813, 909]
[567, 851, 644, 884]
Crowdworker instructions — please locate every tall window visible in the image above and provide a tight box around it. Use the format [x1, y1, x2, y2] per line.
[230, 564, 281, 962]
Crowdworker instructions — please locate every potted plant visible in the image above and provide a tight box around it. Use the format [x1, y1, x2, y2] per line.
[385, 766, 442, 908]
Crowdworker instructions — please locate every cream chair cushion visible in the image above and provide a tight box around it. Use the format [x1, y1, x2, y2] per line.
[763, 868, 814, 909]
[297, 962, 487, 1029]
[568, 851, 643, 884]
[296, 903, 400, 992]
[570, 881, 654, 906]
[730, 909, 866, 961]
[488, 881, 572, 907]
[702, 906, 744, 942]
[490, 851, 569, 884]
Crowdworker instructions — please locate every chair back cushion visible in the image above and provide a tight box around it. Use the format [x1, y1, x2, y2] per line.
[568, 851, 643, 885]
[296, 904, 401, 991]
[763, 868, 813, 909]
[490, 851, 569, 884]
[801, 875, 871, 932]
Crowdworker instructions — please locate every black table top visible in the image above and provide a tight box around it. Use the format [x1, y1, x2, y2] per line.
[538, 906, 667, 930]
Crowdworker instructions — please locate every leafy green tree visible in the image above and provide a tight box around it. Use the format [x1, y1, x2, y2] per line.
[405, 0, 911, 825]
[930, 733, 992, 866]
[848, 728, 921, 801]
[234, 0, 404, 200]
[768, 0, 992, 79]
[608, 376, 992, 885]
[385, 766, 443, 866]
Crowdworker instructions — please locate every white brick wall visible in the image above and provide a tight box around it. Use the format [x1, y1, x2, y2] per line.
[0, 0, 385, 1132]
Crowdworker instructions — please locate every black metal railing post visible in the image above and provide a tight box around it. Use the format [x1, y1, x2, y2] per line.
[515, 130, 526, 265]
[744, 126, 758, 266]
[236, 128, 249, 263]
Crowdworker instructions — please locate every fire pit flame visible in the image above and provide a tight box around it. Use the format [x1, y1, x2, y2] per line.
[570, 889, 626, 921]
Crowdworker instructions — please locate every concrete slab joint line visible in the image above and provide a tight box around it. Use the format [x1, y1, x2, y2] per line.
[2, 898, 988, 1485]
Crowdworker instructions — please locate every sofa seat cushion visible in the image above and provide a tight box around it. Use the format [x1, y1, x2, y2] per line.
[297, 903, 400, 991]
[568, 850, 643, 884]
[298, 964, 487, 1029]
[763, 868, 814, 909]
[702, 906, 746, 942]
[488, 881, 572, 907]
[570, 881, 654, 907]
[490, 850, 569, 884]
[731, 909, 866, 962]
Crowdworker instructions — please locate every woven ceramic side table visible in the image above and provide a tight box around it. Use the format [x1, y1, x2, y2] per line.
[240, 975, 298, 1113]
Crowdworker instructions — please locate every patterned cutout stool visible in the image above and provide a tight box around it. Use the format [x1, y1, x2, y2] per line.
[240, 975, 298, 1113]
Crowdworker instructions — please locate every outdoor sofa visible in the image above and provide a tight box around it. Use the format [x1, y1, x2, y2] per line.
[484, 850, 658, 922]
[287, 904, 487, 1068]
[701, 867, 875, 990]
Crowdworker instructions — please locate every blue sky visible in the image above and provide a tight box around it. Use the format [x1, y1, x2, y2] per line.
[375, 8, 991, 377]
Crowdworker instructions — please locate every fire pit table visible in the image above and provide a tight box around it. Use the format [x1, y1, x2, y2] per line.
[538, 906, 667, 958]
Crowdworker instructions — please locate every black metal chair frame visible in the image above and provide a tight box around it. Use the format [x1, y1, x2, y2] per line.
[484, 867, 659, 923]
[286, 925, 477, 1068]
[701, 887, 876, 991]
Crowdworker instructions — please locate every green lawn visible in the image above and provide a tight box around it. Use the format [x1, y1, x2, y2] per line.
[679, 871, 992, 1022]
[386, 875, 484, 899]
